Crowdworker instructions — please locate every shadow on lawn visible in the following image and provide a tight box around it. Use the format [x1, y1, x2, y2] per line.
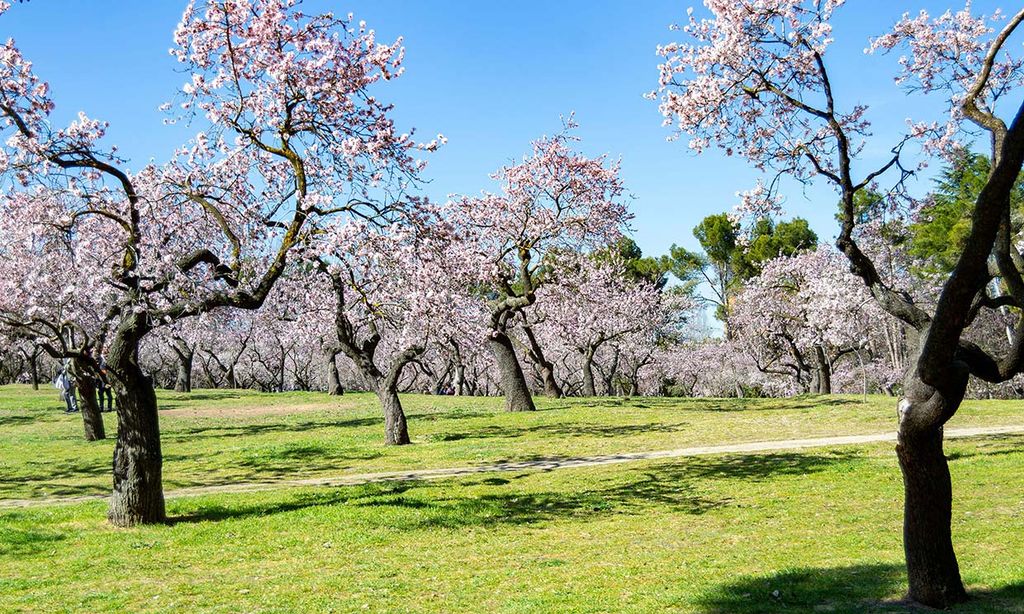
[946, 434, 1024, 462]
[432, 420, 689, 442]
[1, 456, 111, 499]
[0, 521, 66, 556]
[0, 414, 41, 427]
[165, 447, 386, 487]
[697, 563, 1024, 614]
[170, 450, 856, 528]
[162, 416, 383, 441]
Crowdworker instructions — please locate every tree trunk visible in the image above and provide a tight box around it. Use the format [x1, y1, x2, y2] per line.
[895, 375, 969, 608]
[453, 363, 466, 396]
[29, 352, 39, 390]
[813, 345, 832, 394]
[376, 382, 410, 445]
[539, 363, 563, 398]
[489, 330, 535, 411]
[326, 351, 344, 396]
[107, 327, 166, 526]
[581, 346, 597, 397]
[174, 350, 193, 393]
[74, 373, 105, 441]
[521, 322, 563, 398]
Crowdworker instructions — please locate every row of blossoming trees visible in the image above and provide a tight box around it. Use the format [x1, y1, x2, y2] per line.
[0, 0, 687, 519]
[1, 0, 1023, 607]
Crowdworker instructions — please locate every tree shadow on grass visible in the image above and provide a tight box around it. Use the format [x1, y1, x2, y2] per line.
[0, 414, 42, 427]
[163, 444, 385, 488]
[169, 450, 856, 528]
[946, 434, 1024, 462]
[430, 421, 690, 442]
[162, 416, 382, 441]
[698, 563, 1024, 614]
[539, 395, 862, 413]
[0, 513, 67, 556]
[698, 563, 906, 613]
[1, 456, 111, 500]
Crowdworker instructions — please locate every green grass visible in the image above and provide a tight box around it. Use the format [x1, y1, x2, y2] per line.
[1, 437, 1022, 612]
[1, 385, 1023, 612]
[1, 384, 1023, 502]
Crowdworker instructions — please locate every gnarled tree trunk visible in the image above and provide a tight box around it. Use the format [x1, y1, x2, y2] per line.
[74, 370, 105, 441]
[581, 345, 597, 397]
[489, 330, 535, 411]
[107, 323, 166, 526]
[521, 321, 563, 398]
[325, 350, 344, 396]
[812, 345, 832, 394]
[376, 381, 410, 445]
[173, 349, 193, 393]
[28, 350, 39, 390]
[896, 374, 968, 607]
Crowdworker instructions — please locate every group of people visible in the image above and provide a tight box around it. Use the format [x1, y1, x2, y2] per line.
[53, 349, 114, 414]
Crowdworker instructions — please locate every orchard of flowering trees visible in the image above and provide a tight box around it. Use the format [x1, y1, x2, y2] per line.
[2, 0, 1024, 609]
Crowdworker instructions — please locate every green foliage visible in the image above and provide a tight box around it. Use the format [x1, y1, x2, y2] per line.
[658, 213, 817, 327]
[737, 217, 818, 279]
[908, 151, 1024, 275]
[596, 237, 671, 289]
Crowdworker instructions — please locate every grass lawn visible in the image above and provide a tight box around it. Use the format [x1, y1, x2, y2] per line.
[1, 384, 1024, 501]
[1, 385, 1022, 612]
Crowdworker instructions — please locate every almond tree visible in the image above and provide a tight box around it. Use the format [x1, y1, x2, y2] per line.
[536, 253, 667, 396]
[731, 247, 881, 394]
[653, 1, 1024, 605]
[448, 124, 631, 411]
[0, 0, 436, 525]
[311, 214, 489, 444]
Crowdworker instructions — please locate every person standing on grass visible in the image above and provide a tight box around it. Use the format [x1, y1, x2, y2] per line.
[55, 362, 78, 413]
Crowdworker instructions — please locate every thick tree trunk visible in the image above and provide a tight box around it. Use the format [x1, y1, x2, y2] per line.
[896, 376, 969, 608]
[376, 382, 410, 445]
[539, 363, 563, 398]
[453, 363, 466, 396]
[107, 327, 166, 527]
[521, 322, 563, 398]
[581, 347, 597, 397]
[326, 352, 344, 396]
[813, 345, 832, 394]
[174, 351, 193, 393]
[603, 347, 620, 395]
[29, 353, 39, 390]
[74, 374, 105, 441]
[489, 330, 535, 411]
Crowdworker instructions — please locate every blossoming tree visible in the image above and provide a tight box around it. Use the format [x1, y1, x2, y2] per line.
[447, 124, 631, 411]
[0, 0, 436, 525]
[653, 1, 1024, 605]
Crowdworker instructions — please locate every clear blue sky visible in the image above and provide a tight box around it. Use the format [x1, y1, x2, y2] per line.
[1, 1, 1009, 258]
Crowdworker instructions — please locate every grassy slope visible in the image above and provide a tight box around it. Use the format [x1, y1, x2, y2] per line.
[1, 436, 1022, 613]
[1, 384, 1024, 501]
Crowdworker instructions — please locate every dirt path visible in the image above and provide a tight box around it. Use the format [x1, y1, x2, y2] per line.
[3, 424, 1023, 510]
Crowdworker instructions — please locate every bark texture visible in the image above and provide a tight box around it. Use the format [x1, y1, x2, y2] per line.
[171, 337, 194, 393]
[107, 324, 166, 526]
[581, 346, 597, 397]
[326, 350, 344, 396]
[376, 383, 410, 445]
[75, 373, 106, 441]
[489, 330, 536, 412]
[896, 374, 969, 608]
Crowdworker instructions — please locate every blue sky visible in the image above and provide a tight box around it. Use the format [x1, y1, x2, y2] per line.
[1, 0, 1010, 258]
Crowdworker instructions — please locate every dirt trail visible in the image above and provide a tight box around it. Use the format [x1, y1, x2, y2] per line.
[3, 424, 1022, 510]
